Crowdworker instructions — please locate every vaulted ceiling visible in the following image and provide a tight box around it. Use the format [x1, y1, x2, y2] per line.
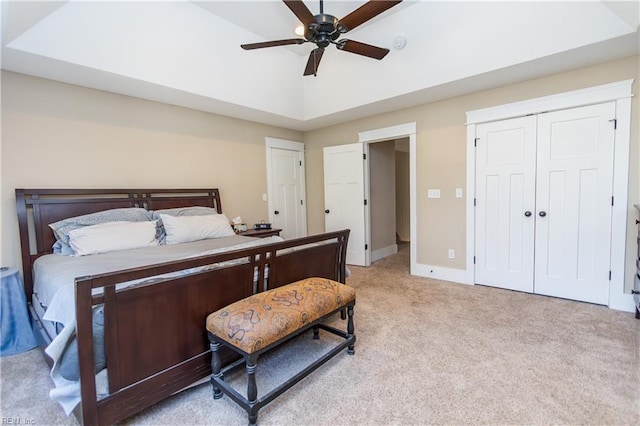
[1, 1, 638, 131]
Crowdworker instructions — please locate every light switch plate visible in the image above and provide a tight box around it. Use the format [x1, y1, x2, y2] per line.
[427, 189, 441, 199]
[456, 188, 463, 198]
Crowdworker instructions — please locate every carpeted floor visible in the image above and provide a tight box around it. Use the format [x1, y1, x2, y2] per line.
[1, 243, 639, 425]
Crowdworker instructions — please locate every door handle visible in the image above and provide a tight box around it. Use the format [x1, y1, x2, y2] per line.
[524, 211, 532, 217]
[274, 210, 279, 215]
[324, 209, 330, 214]
[538, 211, 547, 217]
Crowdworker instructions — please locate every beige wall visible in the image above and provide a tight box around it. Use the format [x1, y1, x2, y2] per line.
[2, 56, 638, 292]
[0, 71, 303, 269]
[304, 55, 639, 290]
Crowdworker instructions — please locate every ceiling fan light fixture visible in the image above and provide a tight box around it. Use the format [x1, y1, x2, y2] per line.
[294, 24, 305, 36]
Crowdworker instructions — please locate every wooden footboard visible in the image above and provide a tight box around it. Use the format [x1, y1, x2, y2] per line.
[15, 188, 349, 424]
[75, 230, 349, 425]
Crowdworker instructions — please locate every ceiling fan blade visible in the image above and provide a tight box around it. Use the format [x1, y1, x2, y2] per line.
[304, 48, 325, 76]
[283, 0, 316, 26]
[339, 0, 403, 32]
[241, 39, 306, 50]
[337, 40, 389, 60]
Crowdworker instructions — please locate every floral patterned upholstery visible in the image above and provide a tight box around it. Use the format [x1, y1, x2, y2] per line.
[206, 277, 356, 354]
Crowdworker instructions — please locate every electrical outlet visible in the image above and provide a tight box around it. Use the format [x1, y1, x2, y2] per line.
[448, 249, 455, 259]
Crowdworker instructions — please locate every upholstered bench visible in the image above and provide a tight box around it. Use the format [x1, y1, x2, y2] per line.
[206, 277, 356, 425]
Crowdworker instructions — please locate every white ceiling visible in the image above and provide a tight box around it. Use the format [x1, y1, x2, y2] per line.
[1, 1, 638, 131]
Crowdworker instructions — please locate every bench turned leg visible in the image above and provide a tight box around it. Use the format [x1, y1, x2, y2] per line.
[246, 354, 259, 425]
[313, 326, 320, 340]
[209, 339, 223, 399]
[347, 305, 355, 355]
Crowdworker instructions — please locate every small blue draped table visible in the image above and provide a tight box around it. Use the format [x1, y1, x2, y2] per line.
[1, 267, 37, 356]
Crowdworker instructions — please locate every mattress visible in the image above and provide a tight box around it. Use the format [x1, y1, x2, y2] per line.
[34, 234, 282, 326]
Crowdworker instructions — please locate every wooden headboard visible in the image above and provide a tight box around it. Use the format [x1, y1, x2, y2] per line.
[15, 188, 222, 301]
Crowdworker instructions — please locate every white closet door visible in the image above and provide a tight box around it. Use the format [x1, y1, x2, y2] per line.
[534, 102, 615, 304]
[475, 116, 537, 292]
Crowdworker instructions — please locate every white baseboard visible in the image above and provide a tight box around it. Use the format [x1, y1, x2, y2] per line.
[608, 292, 636, 313]
[411, 262, 636, 314]
[371, 244, 398, 263]
[411, 262, 473, 285]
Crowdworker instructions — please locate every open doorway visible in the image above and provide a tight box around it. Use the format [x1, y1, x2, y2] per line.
[323, 122, 417, 270]
[368, 137, 410, 270]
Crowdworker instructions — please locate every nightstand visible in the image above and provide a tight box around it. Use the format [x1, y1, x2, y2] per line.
[239, 228, 282, 238]
[1, 267, 37, 356]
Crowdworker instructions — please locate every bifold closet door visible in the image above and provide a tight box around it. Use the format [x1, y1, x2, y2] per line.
[534, 102, 615, 305]
[475, 116, 537, 292]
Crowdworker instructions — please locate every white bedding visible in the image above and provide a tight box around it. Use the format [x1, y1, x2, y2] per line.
[34, 234, 283, 414]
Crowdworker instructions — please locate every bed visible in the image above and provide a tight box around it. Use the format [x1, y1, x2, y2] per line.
[15, 188, 349, 425]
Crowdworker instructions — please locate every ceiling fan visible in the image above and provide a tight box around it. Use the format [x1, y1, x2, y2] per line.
[241, 0, 403, 76]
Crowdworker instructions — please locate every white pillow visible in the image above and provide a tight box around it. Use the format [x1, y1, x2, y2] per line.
[160, 213, 235, 244]
[68, 221, 159, 256]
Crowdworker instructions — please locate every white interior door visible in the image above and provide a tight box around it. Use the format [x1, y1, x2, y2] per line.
[323, 143, 367, 266]
[475, 116, 537, 292]
[534, 103, 615, 304]
[266, 138, 306, 240]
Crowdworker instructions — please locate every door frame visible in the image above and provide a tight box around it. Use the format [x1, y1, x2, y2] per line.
[265, 137, 307, 237]
[465, 79, 634, 312]
[358, 122, 417, 271]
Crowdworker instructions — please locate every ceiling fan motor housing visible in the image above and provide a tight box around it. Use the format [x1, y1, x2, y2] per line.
[305, 14, 343, 47]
